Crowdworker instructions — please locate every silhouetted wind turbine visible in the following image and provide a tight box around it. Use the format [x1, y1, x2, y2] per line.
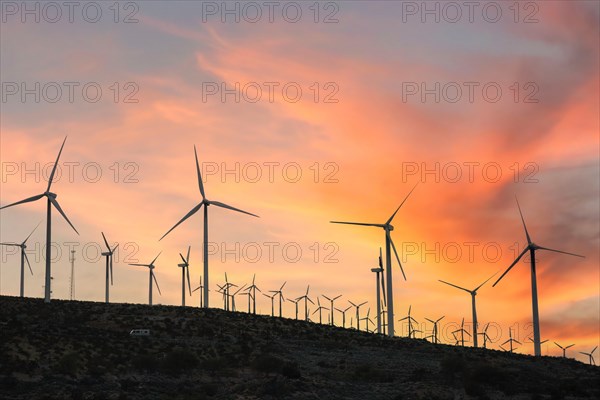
[478, 323, 493, 349]
[493, 197, 584, 357]
[554, 342, 575, 358]
[230, 284, 246, 312]
[322, 294, 341, 326]
[313, 298, 328, 324]
[263, 292, 276, 317]
[527, 337, 549, 355]
[370, 247, 386, 334]
[192, 276, 204, 307]
[361, 308, 375, 333]
[438, 271, 496, 348]
[0, 222, 39, 297]
[270, 281, 286, 318]
[160, 145, 259, 309]
[349, 300, 367, 331]
[452, 318, 472, 347]
[501, 328, 521, 353]
[129, 252, 162, 305]
[331, 184, 417, 337]
[579, 347, 597, 365]
[289, 297, 301, 319]
[245, 274, 261, 314]
[100, 232, 118, 304]
[336, 305, 352, 328]
[399, 305, 418, 338]
[297, 285, 315, 321]
[0, 137, 79, 303]
[425, 316, 444, 344]
[177, 246, 192, 306]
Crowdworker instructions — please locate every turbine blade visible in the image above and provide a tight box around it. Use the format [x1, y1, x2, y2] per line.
[101, 232, 111, 251]
[439, 279, 471, 293]
[159, 203, 203, 240]
[210, 200, 259, 218]
[386, 183, 417, 225]
[330, 221, 383, 228]
[179, 253, 187, 264]
[389, 235, 407, 280]
[153, 271, 161, 295]
[47, 136, 67, 192]
[474, 271, 499, 292]
[380, 269, 387, 307]
[24, 252, 33, 275]
[194, 145, 206, 198]
[515, 196, 532, 245]
[150, 251, 162, 266]
[50, 198, 79, 235]
[537, 246, 585, 258]
[492, 247, 529, 287]
[0, 193, 44, 210]
[186, 245, 191, 263]
[128, 263, 150, 267]
[112, 243, 119, 253]
[23, 221, 41, 244]
[0, 243, 19, 246]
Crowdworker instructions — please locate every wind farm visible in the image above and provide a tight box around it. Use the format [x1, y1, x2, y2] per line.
[1, 3, 598, 398]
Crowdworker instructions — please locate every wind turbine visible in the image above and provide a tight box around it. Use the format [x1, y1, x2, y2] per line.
[370, 247, 386, 334]
[312, 298, 329, 324]
[192, 276, 204, 307]
[501, 328, 521, 353]
[100, 232, 118, 304]
[452, 318, 472, 347]
[297, 285, 315, 321]
[425, 316, 444, 344]
[527, 337, 549, 355]
[478, 323, 493, 349]
[221, 272, 238, 311]
[245, 274, 261, 314]
[331, 184, 417, 337]
[349, 301, 367, 331]
[129, 252, 162, 305]
[230, 284, 246, 312]
[160, 145, 259, 309]
[579, 347, 597, 365]
[177, 246, 192, 306]
[263, 292, 276, 317]
[493, 197, 584, 356]
[361, 308, 375, 333]
[322, 294, 341, 326]
[269, 281, 286, 318]
[0, 137, 79, 303]
[335, 305, 352, 328]
[0, 222, 39, 297]
[399, 305, 418, 338]
[289, 297, 301, 319]
[438, 271, 496, 348]
[554, 342, 575, 358]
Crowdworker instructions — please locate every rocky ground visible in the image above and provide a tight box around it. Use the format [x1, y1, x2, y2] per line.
[0, 296, 598, 400]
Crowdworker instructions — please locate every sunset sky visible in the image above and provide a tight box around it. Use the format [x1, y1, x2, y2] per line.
[1, 1, 598, 362]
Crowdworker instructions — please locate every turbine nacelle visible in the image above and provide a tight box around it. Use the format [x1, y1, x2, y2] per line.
[44, 191, 57, 199]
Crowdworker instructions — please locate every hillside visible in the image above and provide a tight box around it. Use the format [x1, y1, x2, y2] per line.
[0, 296, 598, 400]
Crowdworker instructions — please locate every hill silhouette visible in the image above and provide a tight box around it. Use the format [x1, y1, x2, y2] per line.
[0, 296, 598, 400]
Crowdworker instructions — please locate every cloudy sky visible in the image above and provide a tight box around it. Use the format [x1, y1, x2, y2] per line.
[1, 1, 598, 361]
